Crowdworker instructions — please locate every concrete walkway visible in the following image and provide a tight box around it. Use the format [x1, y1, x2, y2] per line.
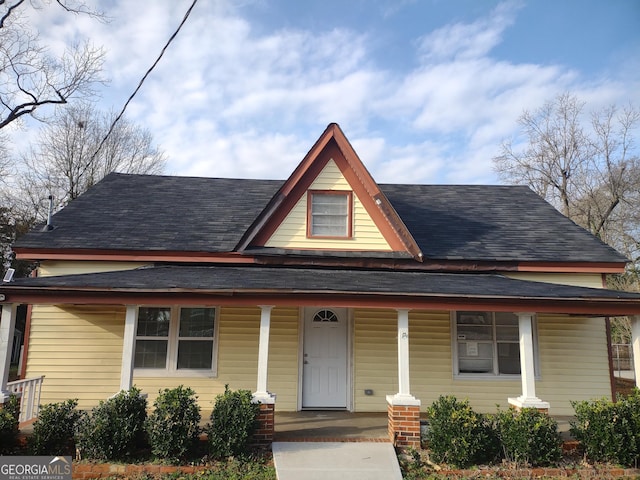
[272, 442, 402, 480]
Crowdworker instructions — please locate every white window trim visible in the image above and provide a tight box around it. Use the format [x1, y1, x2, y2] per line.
[451, 311, 540, 380]
[134, 306, 219, 378]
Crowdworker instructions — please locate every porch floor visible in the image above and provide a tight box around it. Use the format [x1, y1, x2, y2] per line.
[274, 411, 390, 442]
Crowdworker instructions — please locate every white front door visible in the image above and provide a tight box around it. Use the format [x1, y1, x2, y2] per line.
[302, 307, 348, 409]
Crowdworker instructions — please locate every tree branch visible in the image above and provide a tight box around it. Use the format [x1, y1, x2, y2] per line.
[0, 0, 25, 29]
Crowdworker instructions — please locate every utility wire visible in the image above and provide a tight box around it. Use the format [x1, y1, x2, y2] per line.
[76, 0, 199, 184]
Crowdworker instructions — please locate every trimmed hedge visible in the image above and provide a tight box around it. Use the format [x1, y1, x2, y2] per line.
[76, 387, 148, 461]
[207, 386, 260, 459]
[425, 396, 563, 468]
[494, 406, 562, 466]
[571, 389, 640, 467]
[145, 385, 201, 461]
[29, 399, 83, 455]
[0, 394, 20, 454]
[425, 395, 500, 468]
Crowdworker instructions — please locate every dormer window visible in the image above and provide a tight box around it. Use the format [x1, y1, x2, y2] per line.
[308, 190, 353, 238]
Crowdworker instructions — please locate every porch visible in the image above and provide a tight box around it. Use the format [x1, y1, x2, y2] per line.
[275, 411, 389, 441]
[271, 411, 576, 443]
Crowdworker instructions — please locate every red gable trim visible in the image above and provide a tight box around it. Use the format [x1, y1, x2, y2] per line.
[238, 123, 423, 261]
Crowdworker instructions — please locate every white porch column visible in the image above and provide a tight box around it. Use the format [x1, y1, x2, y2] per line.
[386, 309, 419, 406]
[119, 305, 138, 391]
[0, 303, 18, 403]
[508, 312, 549, 410]
[253, 305, 276, 404]
[631, 315, 640, 388]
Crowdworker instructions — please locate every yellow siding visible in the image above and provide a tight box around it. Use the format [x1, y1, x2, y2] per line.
[134, 306, 300, 412]
[353, 309, 611, 416]
[26, 301, 609, 416]
[535, 314, 611, 411]
[265, 307, 300, 411]
[26, 305, 300, 412]
[25, 305, 124, 409]
[354, 309, 398, 411]
[504, 272, 604, 288]
[39, 261, 149, 277]
[266, 159, 392, 250]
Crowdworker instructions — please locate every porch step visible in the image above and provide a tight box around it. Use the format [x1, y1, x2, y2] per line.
[272, 441, 402, 480]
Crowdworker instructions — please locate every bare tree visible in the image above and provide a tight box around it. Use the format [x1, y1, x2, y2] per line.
[0, 0, 105, 130]
[494, 93, 640, 342]
[19, 103, 166, 216]
[0, 131, 11, 181]
[494, 93, 593, 218]
[494, 94, 640, 248]
[584, 105, 640, 244]
[0, 194, 36, 279]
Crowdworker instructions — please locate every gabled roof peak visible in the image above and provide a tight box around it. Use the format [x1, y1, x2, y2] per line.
[236, 124, 423, 261]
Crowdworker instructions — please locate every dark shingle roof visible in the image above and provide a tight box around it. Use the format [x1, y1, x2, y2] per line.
[14, 172, 627, 263]
[17, 173, 282, 252]
[6, 265, 640, 301]
[381, 184, 626, 262]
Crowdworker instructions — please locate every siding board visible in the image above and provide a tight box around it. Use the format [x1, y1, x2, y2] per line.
[25, 305, 124, 408]
[39, 261, 148, 277]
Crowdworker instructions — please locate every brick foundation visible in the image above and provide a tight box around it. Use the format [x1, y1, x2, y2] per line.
[252, 402, 275, 447]
[387, 403, 421, 449]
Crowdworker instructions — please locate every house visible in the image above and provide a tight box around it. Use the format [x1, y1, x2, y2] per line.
[2, 123, 640, 448]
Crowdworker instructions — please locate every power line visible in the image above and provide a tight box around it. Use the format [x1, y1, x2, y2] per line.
[77, 0, 199, 185]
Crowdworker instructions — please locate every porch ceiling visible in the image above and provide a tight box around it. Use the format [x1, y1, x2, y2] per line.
[2, 265, 640, 316]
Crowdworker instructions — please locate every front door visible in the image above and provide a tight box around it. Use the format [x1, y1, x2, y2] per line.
[302, 307, 348, 409]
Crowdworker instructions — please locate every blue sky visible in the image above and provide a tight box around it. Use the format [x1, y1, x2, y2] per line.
[13, 0, 640, 185]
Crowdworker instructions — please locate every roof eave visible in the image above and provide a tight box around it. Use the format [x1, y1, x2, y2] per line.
[3, 285, 640, 316]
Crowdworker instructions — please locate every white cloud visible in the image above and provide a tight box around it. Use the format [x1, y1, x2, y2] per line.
[5, 0, 638, 187]
[417, 1, 520, 62]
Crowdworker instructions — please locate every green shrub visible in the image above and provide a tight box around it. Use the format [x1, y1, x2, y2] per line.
[76, 387, 147, 461]
[29, 399, 83, 455]
[207, 386, 260, 459]
[145, 385, 201, 461]
[425, 395, 499, 468]
[571, 389, 640, 467]
[494, 407, 562, 466]
[0, 394, 20, 454]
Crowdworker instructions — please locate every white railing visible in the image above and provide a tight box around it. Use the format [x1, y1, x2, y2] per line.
[7, 375, 45, 423]
[612, 343, 634, 378]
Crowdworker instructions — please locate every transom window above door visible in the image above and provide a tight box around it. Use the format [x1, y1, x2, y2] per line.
[313, 309, 339, 322]
[307, 190, 353, 238]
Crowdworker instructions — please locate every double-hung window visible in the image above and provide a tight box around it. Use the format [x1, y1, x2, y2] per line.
[134, 306, 217, 375]
[308, 190, 353, 238]
[454, 311, 533, 376]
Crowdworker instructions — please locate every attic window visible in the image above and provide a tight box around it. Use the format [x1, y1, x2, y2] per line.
[308, 190, 353, 238]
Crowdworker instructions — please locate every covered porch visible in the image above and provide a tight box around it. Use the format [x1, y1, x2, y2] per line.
[3, 265, 640, 448]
